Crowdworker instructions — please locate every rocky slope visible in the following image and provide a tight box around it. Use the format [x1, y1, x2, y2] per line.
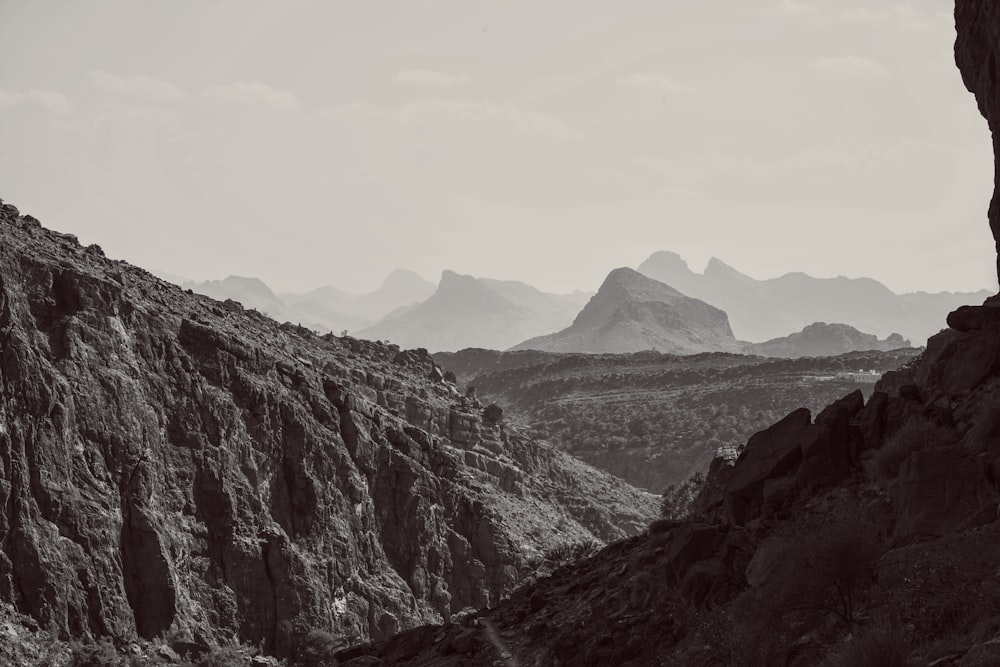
[334, 7, 1000, 662]
[340, 299, 1000, 666]
[744, 322, 911, 359]
[512, 267, 741, 355]
[357, 271, 589, 352]
[0, 200, 656, 660]
[638, 250, 990, 343]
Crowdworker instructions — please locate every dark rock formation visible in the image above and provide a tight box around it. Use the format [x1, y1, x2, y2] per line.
[0, 200, 656, 658]
[957, 0, 1000, 284]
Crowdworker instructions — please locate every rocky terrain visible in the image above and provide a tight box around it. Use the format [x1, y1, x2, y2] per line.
[303, 6, 1000, 663]
[0, 200, 656, 663]
[358, 270, 589, 352]
[638, 250, 990, 344]
[436, 347, 918, 492]
[512, 267, 741, 355]
[744, 322, 911, 359]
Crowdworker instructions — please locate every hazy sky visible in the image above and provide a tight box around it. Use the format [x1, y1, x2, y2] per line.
[0, 0, 995, 295]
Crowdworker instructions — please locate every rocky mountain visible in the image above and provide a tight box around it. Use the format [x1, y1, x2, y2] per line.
[183, 270, 435, 337]
[0, 200, 656, 663]
[744, 322, 912, 359]
[357, 271, 590, 352]
[435, 347, 917, 491]
[638, 250, 991, 343]
[512, 267, 741, 355]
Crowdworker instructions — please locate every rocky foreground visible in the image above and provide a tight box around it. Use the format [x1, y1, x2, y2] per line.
[0, 200, 655, 664]
[342, 292, 1000, 667]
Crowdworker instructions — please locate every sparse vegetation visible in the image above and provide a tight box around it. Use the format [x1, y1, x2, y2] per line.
[660, 472, 705, 520]
[820, 617, 910, 667]
[872, 419, 958, 480]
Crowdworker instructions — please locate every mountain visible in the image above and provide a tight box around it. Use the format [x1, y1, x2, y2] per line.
[0, 199, 656, 662]
[284, 268, 436, 325]
[357, 270, 590, 352]
[744, 322, 912, 358]
[637, 250, 991, 343]
[184, 269, 435, 335]
[512, 267, 741, 355]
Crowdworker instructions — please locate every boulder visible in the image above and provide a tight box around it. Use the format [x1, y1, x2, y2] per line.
[893, 449, 998, 538]
[724, 408, 811, 524]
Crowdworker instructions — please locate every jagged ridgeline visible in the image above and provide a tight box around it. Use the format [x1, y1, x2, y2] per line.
[0, 200, 655, 660]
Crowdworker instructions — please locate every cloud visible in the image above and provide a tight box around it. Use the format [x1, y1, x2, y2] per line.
[202, 82, 299, 110]
[395, 69, 471, 87]
[0, 88, 72, 114]
[806, 56, 892, 79]
[757, 0, 816, 16]
[398, 99, 578, 140]
[617, 73, 684, 92]
[88, 69, 186, 105]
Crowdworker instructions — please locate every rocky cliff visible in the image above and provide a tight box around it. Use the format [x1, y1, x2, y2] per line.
[0, 200, 655, 661]
[957, 0, 1000, 284]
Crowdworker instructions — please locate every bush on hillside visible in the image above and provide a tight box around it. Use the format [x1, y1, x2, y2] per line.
[872, 419, 957, 480]
[660, 472, 706, 520]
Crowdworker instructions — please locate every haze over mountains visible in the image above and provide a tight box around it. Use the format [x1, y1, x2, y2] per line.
[182, 268, 436, 335]
[357, 270, 591, 352]
[171, 250, 978, 356]
[638, 251, 990, 343]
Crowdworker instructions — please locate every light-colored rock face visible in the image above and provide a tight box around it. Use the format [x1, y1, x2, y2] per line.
[0, 201, 656, 659]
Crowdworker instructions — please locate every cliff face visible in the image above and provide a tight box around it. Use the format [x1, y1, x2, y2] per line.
[956, 0, 1000, 282]
[0, 201, 655, 658]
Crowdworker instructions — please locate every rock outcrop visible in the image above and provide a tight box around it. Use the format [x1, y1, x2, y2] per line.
[957, 0, 1000, 284]
[0, 200, 656, 659]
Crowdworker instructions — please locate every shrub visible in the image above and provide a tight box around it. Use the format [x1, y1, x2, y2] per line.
[197, 646, 251, 667]
[660, 472, 705, 520]
[872, 419, 957, 480]
[482, 403, 504, 425]
[965, 400, 1000, 453]
[773, 516, 881, 632]
[821, 618, 909, 667]
[294, 629, 342, 667]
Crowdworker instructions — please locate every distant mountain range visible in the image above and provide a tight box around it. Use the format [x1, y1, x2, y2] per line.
[744, 322, 910, 358]
[174, 251, 981, 356]
[637, 251, 989, 343]
[511, 268, 741, 355]
[182, 269, 435, 334]
[357, 270, 591, 352]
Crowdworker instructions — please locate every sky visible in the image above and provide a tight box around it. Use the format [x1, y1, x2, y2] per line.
[0, 0, 996, 296]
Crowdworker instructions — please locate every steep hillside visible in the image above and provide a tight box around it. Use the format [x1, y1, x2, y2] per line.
[512, 267, 741, 355]
[744, 322, 912, 358]
[0, 200, 655, 660]
[638, 250, 990, 343]
[436, 347, 918, 491]
[358, 271, 588, 352]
